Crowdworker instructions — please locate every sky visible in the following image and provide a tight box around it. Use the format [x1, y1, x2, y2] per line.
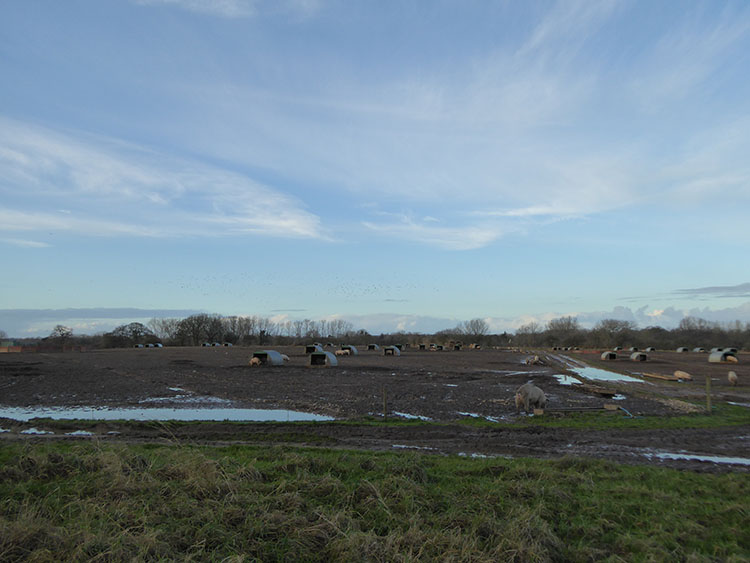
[1, 0, 750, 338]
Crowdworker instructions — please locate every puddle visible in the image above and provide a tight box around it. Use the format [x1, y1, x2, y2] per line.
[168, 387, 185, 392]
[392, 411, 432, 421]
[612, 394, 627, 401]
[457, 412, 480, 418]
[444, 384, 458, 387]
[553, 374, 582, 386]
[572, 367, 646, 383]
[139, 395, 231, 405]
[728, 402, 750, 408]
[0, 405, 334, 422]
[489, 370, 547, 376]
[66, 430, 94, 436]
[457, 452, 512, 459]
[21, 427, 54, 435]
[392, 444, 437, 451]
[644, 452, 750, 466]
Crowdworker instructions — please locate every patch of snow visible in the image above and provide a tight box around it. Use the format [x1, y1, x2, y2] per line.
[392, 444, 437, 451]
[65, 430, 94, 436]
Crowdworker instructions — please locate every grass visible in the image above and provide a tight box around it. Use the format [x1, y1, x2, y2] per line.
[1, 442, 748, 561]
[453, 402, 750, 431]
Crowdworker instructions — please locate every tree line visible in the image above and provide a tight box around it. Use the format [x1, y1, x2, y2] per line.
[5, 315, 749, 351]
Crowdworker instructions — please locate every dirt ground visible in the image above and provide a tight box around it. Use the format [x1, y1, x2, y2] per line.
[1, 346, 748, 472]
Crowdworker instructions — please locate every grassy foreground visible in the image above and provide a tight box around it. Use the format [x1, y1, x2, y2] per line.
[1, 442, 748, 562]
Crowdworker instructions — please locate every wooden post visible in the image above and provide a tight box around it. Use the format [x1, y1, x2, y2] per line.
[705, 374, 712, 414]
[382, 385, 387, 421]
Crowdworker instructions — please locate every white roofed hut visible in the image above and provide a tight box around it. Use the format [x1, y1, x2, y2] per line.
[367, 344, 381, 351]
[309, 351, 338, 367]
[341, 345, 359, 355]
[677, 347, 689, 353]
[630, 352, 648, 362]
[709, 351, 738, 364]
[305, 344, 324, 354]
[601, 351, 617, 360]
[383, 345, 401, 356]
[251, 350, 285, 366]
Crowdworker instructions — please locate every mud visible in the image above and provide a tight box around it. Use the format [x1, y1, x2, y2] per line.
[1, 346, 748, 472]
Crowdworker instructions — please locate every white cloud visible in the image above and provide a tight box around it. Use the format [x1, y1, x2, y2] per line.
[0, 238, 51, 248]
[0, 118, 325, 240]
[630, 7, 750, 109]
[362, 217, 506, 251]
[134, 0, 257, 18]
[133, 0, 321, 19]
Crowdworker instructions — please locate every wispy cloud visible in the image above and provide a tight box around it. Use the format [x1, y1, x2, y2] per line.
[133, 0, 257, 18]
[630, 5, 750, 109]
[362, 216, 506, 251]
[673, 283, 750, 299]
[0, 117, 325, 240]
[133, 0, 321, 19]
[0, 238, 51, 248]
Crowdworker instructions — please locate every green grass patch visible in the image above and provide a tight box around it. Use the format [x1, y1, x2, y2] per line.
[450, 402, 750, 431]
[1, 442, 748, 561]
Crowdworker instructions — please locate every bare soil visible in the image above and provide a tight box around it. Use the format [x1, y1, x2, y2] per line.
[1, 346, 748, 472]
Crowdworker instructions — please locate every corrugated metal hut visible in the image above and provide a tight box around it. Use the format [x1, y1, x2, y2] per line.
[629, 347, 639, 352]
[711, 347, 723, 353]
[419, 344, 426, 350]
[601, 351, 617, 360]
[341, 345, 358, 355]
[708, 351, 738, 363]
[693, 347, 706, 353]
[252, 350, 285, 366]
[383, 345, 401, 356]
[305, 344, 324, 354]
[645, 347, 655, 352]
[309, 351, 338, 367]
[677, 347, 689, 352]
[630, 352, 648, 361]
[367, 344, 381, 351]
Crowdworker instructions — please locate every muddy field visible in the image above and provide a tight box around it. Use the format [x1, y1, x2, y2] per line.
[1, 346, 748, 472]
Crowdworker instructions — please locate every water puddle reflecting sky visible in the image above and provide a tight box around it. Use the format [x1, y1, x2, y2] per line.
[572, 367, 646, 383]
[0, 405, 334, 422]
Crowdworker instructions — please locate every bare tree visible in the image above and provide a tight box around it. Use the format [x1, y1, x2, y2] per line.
[460, 318, 489, 339]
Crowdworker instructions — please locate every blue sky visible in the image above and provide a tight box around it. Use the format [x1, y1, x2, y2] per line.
[1, 0, 750, 337]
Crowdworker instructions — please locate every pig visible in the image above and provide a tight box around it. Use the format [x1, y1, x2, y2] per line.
[515, 383, 547, 413]
[728, 371, 738, 386]
[249, 357, 262, 367]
